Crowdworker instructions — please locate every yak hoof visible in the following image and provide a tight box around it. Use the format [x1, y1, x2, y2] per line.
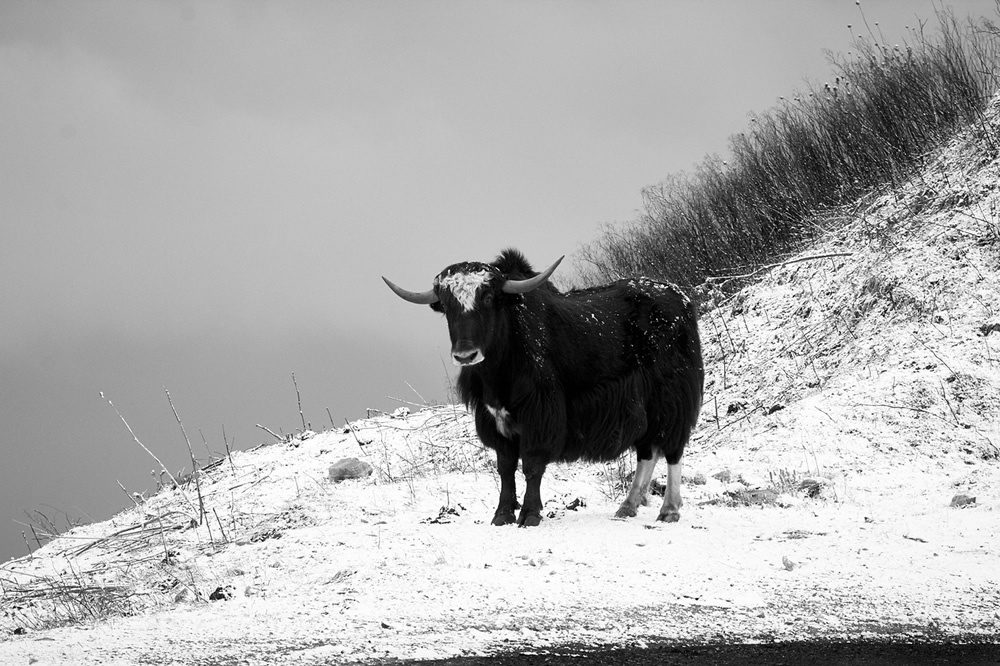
[517, 512, 542, 527]
[492, 511, 517, 526]
[614, 503, 637, 519]
[656, 511, 680, 523]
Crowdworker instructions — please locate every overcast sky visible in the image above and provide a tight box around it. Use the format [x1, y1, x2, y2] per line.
[2, 0, 996, 564]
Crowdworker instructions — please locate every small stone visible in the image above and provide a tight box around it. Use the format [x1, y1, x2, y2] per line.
[980, 320, 1000, 336]
[423, 506, 461, 524]
[712, 469, 732, 483]
[328, 457, 373, 482]
[950, 494, 976, 508]
[650, 477, 665, 495]
[208, 585, 236, 601]
[799, 477, 829, 498]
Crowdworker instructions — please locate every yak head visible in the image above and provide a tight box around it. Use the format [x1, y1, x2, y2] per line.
[383, 250, 563, 367]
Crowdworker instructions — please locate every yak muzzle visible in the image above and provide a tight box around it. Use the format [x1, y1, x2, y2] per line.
[452, 346, 485, 366]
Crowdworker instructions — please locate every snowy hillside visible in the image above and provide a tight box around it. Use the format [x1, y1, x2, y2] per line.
[3, 101, 1000, 665]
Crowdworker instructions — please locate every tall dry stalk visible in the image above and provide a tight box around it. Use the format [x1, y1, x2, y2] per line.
[101, 392, 198, 517]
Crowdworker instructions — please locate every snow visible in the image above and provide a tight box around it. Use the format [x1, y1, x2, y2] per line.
[4, 100, 1000, 666]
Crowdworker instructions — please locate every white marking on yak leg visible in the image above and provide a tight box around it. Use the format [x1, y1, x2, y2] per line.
[635, 449, 661, 506]
[657, 460, 683, 523]
[614, 451, 660, 519]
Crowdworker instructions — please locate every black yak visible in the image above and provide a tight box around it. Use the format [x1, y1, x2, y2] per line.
[383, 249, 703, 527]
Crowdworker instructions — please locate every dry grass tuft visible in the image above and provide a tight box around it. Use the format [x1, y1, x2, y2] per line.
[579, 9, 1000, 297]
[351, 405, 492, 485]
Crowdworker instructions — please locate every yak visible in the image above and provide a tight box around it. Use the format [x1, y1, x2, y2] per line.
[383, 249, 703, 527]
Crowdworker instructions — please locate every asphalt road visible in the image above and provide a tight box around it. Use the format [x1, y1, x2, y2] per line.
[384, 640, 1000, 665]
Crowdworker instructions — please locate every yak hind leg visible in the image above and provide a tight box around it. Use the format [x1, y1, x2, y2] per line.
[656, 460, 683, 523]
[516, 455, 547, 527]
[614, 450, 661, 519]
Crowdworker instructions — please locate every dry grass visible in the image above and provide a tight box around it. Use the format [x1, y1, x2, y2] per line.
[0, 403, 496, 634]
[349, 405, 493, 485]
[579, 8, 1000, 296]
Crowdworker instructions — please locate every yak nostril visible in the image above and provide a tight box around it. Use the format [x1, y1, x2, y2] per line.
[452, 349, 482, 366]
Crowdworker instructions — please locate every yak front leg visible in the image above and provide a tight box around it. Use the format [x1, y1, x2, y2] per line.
[517, 454, 547, 527]
[492, 447, 519, 526]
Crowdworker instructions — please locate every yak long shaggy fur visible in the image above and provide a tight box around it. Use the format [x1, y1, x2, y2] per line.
[453, 249, 703, 469]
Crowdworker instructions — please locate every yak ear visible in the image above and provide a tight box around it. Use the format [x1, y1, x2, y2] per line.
[430, 300, 444, 313]
[496, 289, 524, 307]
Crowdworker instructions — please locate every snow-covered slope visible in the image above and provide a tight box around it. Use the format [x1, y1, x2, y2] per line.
[3, 102, 1000, 664]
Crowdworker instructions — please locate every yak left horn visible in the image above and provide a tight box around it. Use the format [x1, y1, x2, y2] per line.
[382, 277, 439, 305]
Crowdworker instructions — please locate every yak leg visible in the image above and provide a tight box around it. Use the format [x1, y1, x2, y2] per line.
[517, 455, 547, 527]
[615, 450, 662, 519]
[492, 448, 519, 526]
[656, 459, 683, 523]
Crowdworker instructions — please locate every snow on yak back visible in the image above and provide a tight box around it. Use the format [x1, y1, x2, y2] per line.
[383, 248, 704, 527]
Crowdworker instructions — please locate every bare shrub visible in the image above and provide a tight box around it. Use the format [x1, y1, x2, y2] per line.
[580, 9, 1000, 293]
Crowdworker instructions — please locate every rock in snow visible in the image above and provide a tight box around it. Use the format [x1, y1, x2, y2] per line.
[328, 457, 374, 482]
[950, 494, 977, 508]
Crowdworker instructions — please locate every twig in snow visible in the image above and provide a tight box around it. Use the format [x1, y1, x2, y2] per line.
[705, 253, 853, 288]
[939, 380, 961, 425]
[255, 424, 283, 442]
[912, 333, 956, 376]
[386, 395, 427, 409]
[199, 428, 212, 460]
[292, 372, 307, 431]
[102, 392, 196, 515]
[117, 481, 141, 508]
[213, 508, 227, 544]
[853, 401, 956, 427]
[166, 388, 206, 526]
[345, 419, 370, 453]
[405, 381, 427, 405]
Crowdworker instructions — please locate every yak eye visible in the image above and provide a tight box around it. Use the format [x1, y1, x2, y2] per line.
[483, 292, 494, 307]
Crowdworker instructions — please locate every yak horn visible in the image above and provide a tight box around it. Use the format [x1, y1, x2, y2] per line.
[382, 276, 439, 304]
[501, 256, 564, 294]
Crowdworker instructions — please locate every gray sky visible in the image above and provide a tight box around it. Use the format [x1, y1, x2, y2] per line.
[2, 0, 995, 563]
